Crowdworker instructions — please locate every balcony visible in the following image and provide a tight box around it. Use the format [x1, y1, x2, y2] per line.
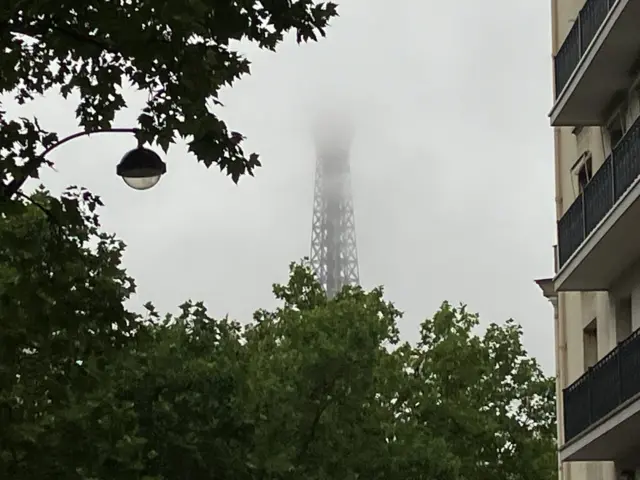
[551, 0, 640, 126]
[560, 328, 640, 465]
[555, 113, 640, 291]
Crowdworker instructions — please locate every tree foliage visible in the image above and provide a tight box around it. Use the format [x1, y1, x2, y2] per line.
[0, 192, 556, 480]
[410, 304, 556, 480]
[0, 187, 138, 477]
[0, 0, 338, 197]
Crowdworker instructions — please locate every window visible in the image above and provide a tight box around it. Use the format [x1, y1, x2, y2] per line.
[572, 154, 592, 193]
[627, 87, 640, 125]
[620, 470, 636, 480]
[607, 111, 626, 148]
[583, 319, 598, 370]
[577, 158, 592, 192]
[615, 297, 632, 343]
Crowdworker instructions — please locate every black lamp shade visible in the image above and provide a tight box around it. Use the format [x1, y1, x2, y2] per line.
[117, 147, 166, 178]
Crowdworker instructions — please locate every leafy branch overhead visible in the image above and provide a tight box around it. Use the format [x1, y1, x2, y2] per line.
[0, 0, 338, 185]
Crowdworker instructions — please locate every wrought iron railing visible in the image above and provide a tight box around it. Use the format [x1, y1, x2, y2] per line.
[554, 0, 614, 98]
[563, 327, 640, 441]
[557, 114, 640, 268]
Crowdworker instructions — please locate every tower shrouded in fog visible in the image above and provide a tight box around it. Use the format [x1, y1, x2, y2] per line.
[309, 112, 359, 297]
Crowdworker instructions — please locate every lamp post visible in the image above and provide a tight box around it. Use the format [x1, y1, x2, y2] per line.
[1, 127, 167, 200]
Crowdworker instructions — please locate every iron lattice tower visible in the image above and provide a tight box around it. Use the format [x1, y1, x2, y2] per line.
[309, 122, 359, 298]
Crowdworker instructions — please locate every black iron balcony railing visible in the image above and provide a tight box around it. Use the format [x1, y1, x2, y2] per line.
[557, 114, 640, 268]
[563, 327, 640, 442]
[554, 0, 614, 98]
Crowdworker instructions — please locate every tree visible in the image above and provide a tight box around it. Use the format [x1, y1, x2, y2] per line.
[0, 187, 139, 477]
[92, 270, 555, 480]
[25, 264, 460, 480]
[240, 266, 459, 480]
[407, 303, 557, 480]
[0, 0, 338, 199]
[1, 193, 556, 479]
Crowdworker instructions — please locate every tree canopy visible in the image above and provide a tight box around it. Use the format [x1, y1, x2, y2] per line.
[0, 191, 557, 480]
[0, 0, 339, 199]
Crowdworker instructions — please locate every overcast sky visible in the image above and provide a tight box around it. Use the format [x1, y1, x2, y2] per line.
[8, 0, 557, 371]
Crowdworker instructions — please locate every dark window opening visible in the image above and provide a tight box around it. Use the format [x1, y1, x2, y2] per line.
[577, 157, 593, 193]
[583, 318, 598, 370]
[608, 114, 625, 148]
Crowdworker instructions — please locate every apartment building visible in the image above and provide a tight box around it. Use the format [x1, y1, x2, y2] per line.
[537, 0, 640, 479]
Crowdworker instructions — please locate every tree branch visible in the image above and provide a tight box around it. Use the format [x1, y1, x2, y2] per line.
[51, 23, 120, 55]
[4, 19, 119, 55]
[14, 191, 60, 226]
[296, 367, 344, 463]
[296, 395, 332, 462]
[2, 127, 136, 200]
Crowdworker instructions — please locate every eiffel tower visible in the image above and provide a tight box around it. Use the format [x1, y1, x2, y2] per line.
[309, 116, 359, 298]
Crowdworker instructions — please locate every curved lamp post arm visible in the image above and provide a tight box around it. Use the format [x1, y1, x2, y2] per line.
[3, 127, 138, 200]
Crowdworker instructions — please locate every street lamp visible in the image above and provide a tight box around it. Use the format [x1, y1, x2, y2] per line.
[116, 147, 167, 191]
[1, 127, 167, 200]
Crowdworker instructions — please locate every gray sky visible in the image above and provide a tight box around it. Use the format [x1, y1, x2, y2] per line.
[8, 0, 556, 371]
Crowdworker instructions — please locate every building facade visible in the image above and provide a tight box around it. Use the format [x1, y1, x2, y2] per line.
[541, 1, 640, 480]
